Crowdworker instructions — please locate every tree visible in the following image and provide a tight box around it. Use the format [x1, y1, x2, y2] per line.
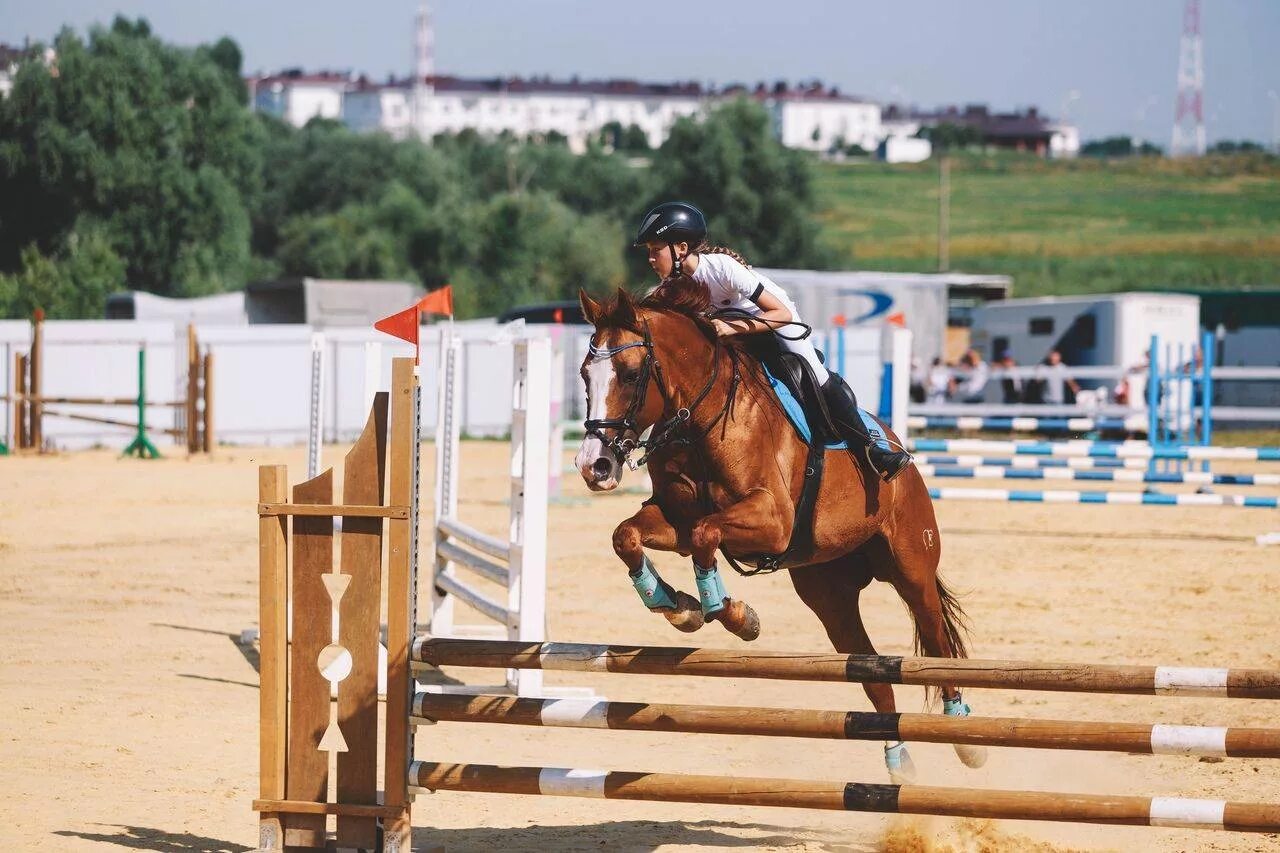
[0, 225, 125, 318]
[916, 122, 982, 151]
[650, 98, 826, 269]
[1209, 140, 1266, 154]
[0, 18, 262, 303]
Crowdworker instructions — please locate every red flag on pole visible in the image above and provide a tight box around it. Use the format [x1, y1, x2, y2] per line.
[374, 303, 421, 346]
[418, 285, 454, 318]
[374, 302, 422, 363]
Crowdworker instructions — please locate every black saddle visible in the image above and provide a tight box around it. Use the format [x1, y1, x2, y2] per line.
[741, 335, 841, 447]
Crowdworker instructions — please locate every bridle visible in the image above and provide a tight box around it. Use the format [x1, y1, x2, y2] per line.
[583, 317, 739, 469]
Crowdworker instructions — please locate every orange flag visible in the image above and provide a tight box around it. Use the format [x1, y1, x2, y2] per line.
[886, 312, 907, 327]
[418, 285, 454, 318]
[373, 303, 421, 347]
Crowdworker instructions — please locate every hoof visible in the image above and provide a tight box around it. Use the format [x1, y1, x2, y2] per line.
[885, 743, 917, 784]
[711, 598, 760, 641]
[652, 591, 705, 633]
[954, 743, 988, 769]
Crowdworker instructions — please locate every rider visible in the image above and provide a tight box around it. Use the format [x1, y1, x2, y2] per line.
[634, 200, 913, 482]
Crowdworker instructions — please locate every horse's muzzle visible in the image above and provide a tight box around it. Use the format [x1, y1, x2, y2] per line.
[576, 436, 622, 492]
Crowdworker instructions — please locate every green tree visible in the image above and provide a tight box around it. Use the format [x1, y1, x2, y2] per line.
[650, 98, 826, 268]
[0, 18, 261, 308]
[0, 225, 126, 318]
[916, 122, 982, 151]
[450, 192, 627, 318]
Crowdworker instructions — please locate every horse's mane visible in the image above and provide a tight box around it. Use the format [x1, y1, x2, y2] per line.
[594, 275, 715, 336]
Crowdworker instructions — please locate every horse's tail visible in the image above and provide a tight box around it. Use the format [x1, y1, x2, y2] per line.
[913, 573, 970, 661]
[913, 574, 971, 709]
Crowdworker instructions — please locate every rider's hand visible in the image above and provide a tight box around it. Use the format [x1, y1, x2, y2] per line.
[711, 319, 736, 337]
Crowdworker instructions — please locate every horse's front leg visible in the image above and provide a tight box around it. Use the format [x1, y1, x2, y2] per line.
[613, 503, 704, 633]
[688, 488, 790, 642]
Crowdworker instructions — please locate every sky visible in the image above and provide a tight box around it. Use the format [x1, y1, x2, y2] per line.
[3, 0, 1279, 145]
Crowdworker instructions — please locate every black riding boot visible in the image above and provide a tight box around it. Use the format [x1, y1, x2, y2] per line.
[821, 373, 914, 482]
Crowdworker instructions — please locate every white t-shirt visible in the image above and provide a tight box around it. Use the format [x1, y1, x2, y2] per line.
[691, 253, 803, 322]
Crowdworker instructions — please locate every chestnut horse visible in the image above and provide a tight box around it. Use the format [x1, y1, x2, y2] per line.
[574, 282, 983, 781]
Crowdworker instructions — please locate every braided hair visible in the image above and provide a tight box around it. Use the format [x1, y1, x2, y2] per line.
[693, 241, 752, 269]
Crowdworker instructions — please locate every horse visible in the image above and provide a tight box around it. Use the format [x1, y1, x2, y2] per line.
[574, 281, 984, 782]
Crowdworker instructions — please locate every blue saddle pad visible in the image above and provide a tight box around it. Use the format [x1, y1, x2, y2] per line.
[762, 364, 846, 449]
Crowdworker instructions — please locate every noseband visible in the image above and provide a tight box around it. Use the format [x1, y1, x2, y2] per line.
[583, 319, 737, 468]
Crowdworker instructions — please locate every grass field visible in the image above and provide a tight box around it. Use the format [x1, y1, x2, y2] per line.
[813, 153, 1280, 296]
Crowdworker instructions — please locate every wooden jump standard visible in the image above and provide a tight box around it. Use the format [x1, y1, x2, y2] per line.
[413, 639, 1280, 700]
[410, 763, 1280, 833]
[413, 694, 1280, 758]
[256, 356, 1280, 851]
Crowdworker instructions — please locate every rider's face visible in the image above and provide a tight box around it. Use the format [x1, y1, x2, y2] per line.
[645, 240, 688, 278]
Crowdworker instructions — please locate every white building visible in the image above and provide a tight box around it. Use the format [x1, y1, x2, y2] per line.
[1049, 123, 1081, 158]
[249, 71, 350, 127]
[248, 6, 879, 154]
[766, 87, 882, 153]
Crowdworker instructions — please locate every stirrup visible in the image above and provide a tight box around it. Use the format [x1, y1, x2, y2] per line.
[866, 447, 913, 483]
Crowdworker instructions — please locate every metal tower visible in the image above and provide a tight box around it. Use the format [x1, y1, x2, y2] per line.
[1171, 0, 1205, 157]
[411, 4, 434, 140]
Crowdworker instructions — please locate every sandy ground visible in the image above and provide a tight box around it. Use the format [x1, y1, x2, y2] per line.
[1, 440, 1278, 853]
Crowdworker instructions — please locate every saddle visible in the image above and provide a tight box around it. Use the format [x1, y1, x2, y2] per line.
[720, 337, 858, 575]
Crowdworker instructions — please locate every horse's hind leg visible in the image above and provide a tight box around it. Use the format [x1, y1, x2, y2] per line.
[789, 556, 917, 783]
[878, 517, 987, 771]
[613, 503, 704, 633]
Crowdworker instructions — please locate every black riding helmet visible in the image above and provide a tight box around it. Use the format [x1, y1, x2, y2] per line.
[634, 202, 707, 279]
[633, 201, 707, 248]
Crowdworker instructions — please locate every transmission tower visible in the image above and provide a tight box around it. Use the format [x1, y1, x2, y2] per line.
[1171, 0, 1205, 157]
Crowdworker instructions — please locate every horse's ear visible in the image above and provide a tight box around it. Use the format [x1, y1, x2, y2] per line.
[614, 287, 638, 329]
[579, 289, 602, 327]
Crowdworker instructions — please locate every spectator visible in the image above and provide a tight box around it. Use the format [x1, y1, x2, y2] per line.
[926, 357, 951, 404]
[996, 350, 1023, 404]
[1038, 349, 1081, 405]
[909, 356, 926, 404]
[955, 349, 990, 404]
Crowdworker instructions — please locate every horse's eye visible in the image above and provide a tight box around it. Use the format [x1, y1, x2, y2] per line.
[620, 371, 640, 386]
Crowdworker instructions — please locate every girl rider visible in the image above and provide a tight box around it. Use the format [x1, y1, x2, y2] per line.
[634, 201, 913, 482]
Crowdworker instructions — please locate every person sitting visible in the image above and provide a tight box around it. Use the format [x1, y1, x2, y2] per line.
[955, 349, 990, 404]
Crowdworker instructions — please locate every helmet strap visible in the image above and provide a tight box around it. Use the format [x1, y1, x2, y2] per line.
[669, 242, 686, 277]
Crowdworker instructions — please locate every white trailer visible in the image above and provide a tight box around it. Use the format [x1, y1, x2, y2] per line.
[758, 268, 1010, 365]
[969, 293, 1201, 375]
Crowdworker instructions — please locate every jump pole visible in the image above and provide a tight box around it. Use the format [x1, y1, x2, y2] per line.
[413, 693, 1280, 758]
[412, 639, 1280, 699]
[410, 762, 1280, 833]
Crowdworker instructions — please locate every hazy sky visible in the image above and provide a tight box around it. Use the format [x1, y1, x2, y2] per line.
[4, 0, 1279, 145]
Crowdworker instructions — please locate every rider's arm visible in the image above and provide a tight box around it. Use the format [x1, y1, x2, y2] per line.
[713, 260, 793, 336]
[719, 289, 792, 335]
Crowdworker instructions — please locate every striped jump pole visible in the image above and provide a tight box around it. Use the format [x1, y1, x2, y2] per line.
[412, 639, 1280, 699]
[908, 415, 1146, 433]
[909, 438, 1280, 461]
[914, 454, 1149, 470]
[410, 762, 1280, 833]
[413, 693, 1280, 758]
[919, 465, 1280, 487]
[927, 487, 1280, 509]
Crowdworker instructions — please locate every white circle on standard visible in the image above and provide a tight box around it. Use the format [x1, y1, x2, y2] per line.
[318, 644, 353, 683]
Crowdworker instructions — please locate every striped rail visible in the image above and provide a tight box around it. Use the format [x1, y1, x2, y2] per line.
[927, 487, 1279, 508]
[909, 438, 1280, 461]
[915, 453, 1149, 470]
[410, 762, 1280, 833]
[908, 415, 1146, 433]
[413, 693, 1280, 758]
[919, 465, 1280, 486]
[412, 639, 1280, 699]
